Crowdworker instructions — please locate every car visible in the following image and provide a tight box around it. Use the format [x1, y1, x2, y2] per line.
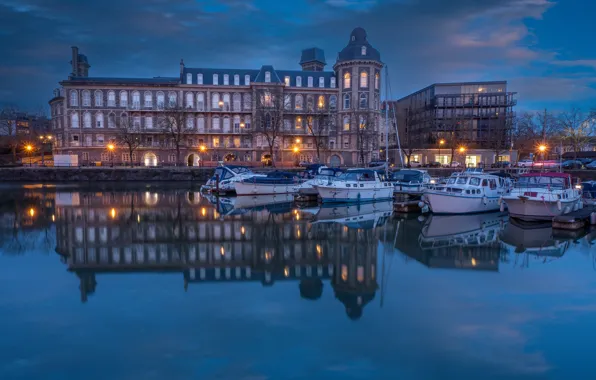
[586, 161, 596, 170]
[449, 161, 461, 168]
[407, 160, 422, 168]
[533, 160, 560, 169]
[516, 159, 534, 168]
[368, 161, 387, 167]
[424, 161, 442, 168]
[491, 161, 511, 168]
[561, 160, 584, 170]
[578, 158, 594, 166]
[298, 161, 311, 167]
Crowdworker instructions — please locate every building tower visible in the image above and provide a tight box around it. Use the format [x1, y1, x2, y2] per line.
[299, 48, 326, 71]
[334, 27, 383, 165]
[70, 46, 90, 78]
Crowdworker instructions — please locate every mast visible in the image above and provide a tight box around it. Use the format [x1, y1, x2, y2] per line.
[384, 65, 390, 177]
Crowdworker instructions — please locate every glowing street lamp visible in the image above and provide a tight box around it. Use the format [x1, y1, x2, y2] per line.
[107, 143, 115, 167]
[199, 145, 207, 166]
[459, 146, 466, 153]
[25, 144, 33, 166]
[538, 145, 546, 152]
[439, 139, 445, 162]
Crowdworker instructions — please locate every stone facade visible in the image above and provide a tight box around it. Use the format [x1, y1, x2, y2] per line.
[49, 28, 383, 167]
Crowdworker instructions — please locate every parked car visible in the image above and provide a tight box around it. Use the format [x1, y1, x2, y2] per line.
[368, 160, 386, 167]
[586, 161, 596, 170]
[561, 160, 584, 170]
[516, 159, 534, 168]
[425, 161, 442, 168]
[578, 158, 594, 166]
[407, 160, 422, 168]
[491, 161, 511, 168]
[449, 161, 461, 168]
[533, 160, 560, 169]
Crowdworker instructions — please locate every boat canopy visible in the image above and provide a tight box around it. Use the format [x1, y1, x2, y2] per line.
[339, 169, 378, 181]
[517, 172, 570, 187]
[392, 170, 424, 182]
[520, 172, 570, 179]
[246, 171, 297, 184]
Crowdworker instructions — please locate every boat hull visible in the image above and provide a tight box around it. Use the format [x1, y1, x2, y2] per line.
[234, 181, 297, 196]
[424, 192, 501, 214]
[503, 196, 581, 222]
[316, 185, 393, 203]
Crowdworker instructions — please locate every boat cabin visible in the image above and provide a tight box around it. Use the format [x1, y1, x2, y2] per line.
[212, 165, 254, 181]
[516, 173, 572, 189]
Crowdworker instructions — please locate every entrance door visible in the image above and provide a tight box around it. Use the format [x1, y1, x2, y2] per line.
[187, 154, 199, 167]
[144, 153, 157, 167]
[329, 154, 341, 168]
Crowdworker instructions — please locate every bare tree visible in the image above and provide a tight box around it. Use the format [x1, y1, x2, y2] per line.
[160, 105, 192, 166]
[0, 106, 22, 164]
[351, 111, 376, 166]
[115, 114, 143, 167]
[305, 107, 334, 163]
[559, 107, 595, 160]
[254, 86, 285, 167]
[514, 110, 559, 159]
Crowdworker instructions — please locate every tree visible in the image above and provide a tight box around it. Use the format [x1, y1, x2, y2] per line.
[160, 104, 192, 166]
[116, 114, 143, 167]
[351, 111, 377, 166]
[513, 109, 559, 159]
[559, 108, 595, 160]
[254, 86, 285, 167]
[305, 107, 334, 163]
[0, 106, 22, 164]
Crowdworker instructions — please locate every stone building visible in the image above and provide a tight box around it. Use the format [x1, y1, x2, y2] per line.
[49, 28, 383, 167]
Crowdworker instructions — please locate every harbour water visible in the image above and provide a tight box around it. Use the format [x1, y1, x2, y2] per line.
[1, 183, 596, 380]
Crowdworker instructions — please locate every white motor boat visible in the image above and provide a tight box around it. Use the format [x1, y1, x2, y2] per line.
[234, 171, 301, 196]
[501, 172, 582, 222]
[423, 169, 512, 214]
[312, 200, 393, 229]
[391, 169, 432, 196]
[201, 163, 264, 194]
[295, 167, 343, 196]
[315, 169, 394, 203]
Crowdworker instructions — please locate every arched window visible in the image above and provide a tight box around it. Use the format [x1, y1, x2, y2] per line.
[94, 90, 103, 107]
[144, 92, 152, 108]
[295, 116, 302, 129]
[284, 95, 291, 110]
[120, 112, 128, 127]
[233, 93, 241, 111]
[197, 74, 203, 84]
[168, 92, 177, 107]
[71, 112, 79, 128]
[343, 72, 351, 89]
[359, 93, 368, 109]
[265, 71, 271, 83]
[343, 116, 350, 131]
[307, 76, 313, 87]
[234, 74, 240, 86]
[107, 91, 115, 106]
[212, 93, 220, 109]
[223, 74, 229, 85]
[329, 95, 337, 110]
[186, 116, 194, 129]
[233, 115, 240, 129]
[319, 77, 325, 88]
[70, 91, 78, 106]
[185, 92, 194, 108]
[213, 74, 219, 85]
[295, 95, 303, 110]
[83, 112, 91, 128]
[223, 93, 230, 110]
[132, 91, 140, 107]
[108, 113, 116, 128]
[296, 76, 302, 87]
[374, 94, 379, 110]
[119, 91, 128, 107]
[145, 114, 153, 129]
[360, 71, 368, 88]
[196, 115, 205, 131]
[223, 116, 230, 132]
[343, 94, 351, 110]
[156, 92, 164, 108]
[361, 46, 367, 55]
[197, 93, 205, 111]
[375, 72, 380, 90]
[244, 74, 250, 85]
[318, 95, 325, 109]
[243, 93, 251, 110]
[306, 95, 314, 111]
[186, 73, 192, 84]
[212, 117, 220, 130]
[82, 90, 91, 106]
[96, 113, 104, 128]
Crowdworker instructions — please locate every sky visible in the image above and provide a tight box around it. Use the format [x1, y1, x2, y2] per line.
[0, 0, 595, 114]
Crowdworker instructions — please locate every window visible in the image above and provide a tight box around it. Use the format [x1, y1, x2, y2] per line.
[213, 74, 219, 85]
[197, 73, 203, 85]
[319, 77, 325, 88]
[197, 116, 205, 131]
[107, 91, 115, 106]
[72, 135, 79, 142]
[244, 74, 250, 85]
[284, 95, 291, 110]
[223, 117, 230, 132]
[186, 73, 192, 84]
[212, 93, 220, 109]
[108, 113, 115, 128]
[295, 95, 303, 110]
[146, 136, 152, 146]
[284, 119, 291, 130]
[197, 93, 205, 111]
[82, 90, 91, 106]
[97, 134, 104, 145]
[223, 93, 230, 110]
[132, 91, 140, 108]
[186, 116, 194, 129]
[343, 94, 351, 110]
[223, 74, 229, 85]
[212, 136, 220, 147]
[94, 91, 103, 107]
[156, 92, 164, 108]
[330, 77, 336, 88]
[144, 92, 152, 107]
[284, 76, 290, 86]
[83, 112, 91, 128]
[244, 117, 251, 129]
[133, 116, 141, 128]
[185, 92, 194, 108]
[243, 93, 251, 110]
[265, 71, 271, 83]
[212, 117, 220, 130]
[296, 76, 302, 87]
[119, 91, 128, 107]
[233, 115, 240, 129]
[71, 113, 79, 128]
[360, 71, 368, 88]
[375, 72, 380, 90]
[233, 93, 241, 111]
[145, 115, 153, 129]
[295, 116, 302, 129]
[307, 76, 313, 87]
[101, 153, 109, 161]
[122, 153, 130, 162]
[306, 96, 314, 111]
[70, 91, 78, 106]
[168, 92, 176, 107]
[96, 113, 104, 128]
[329, 95, 337, 110]
[343, 116, 350, 131]
[169, 154, 176, 163]
[359, 93, 368, 109]
[234, 74, 239, 86]
[82, 152, 89, 161]
[361, 46, 367, 55]
[318, 95, 325, 109]
[344, 72, 351, 89]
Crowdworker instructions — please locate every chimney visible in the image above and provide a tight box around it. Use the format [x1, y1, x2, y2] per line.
[180, 59, 185, 77]
[71, 46, 79, 77]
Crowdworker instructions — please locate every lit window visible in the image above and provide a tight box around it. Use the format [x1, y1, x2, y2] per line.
[361, 46, 367, 55]
[197, 73, 203, 85]
[265, 71, 271, 83]
[186, 73, 192, 84]
[284, 76, 290, 86]
[319, 77, 324, 88]
[317, 95, 325, 109]
[223, 74, 229, 85]
[234, 74, 239, 86]
[213, 74, 219, 85]
[343, 116, 350, 131]
[360, 71, 368, 88]
[296, 76, 302, 87]
[375, 73, 380, 90]
[341, 264, 348, 281]
[343, 94, 351, 110]
[307, 76, 313, 87]
[244, 74, 250, 85]
[295, 95, 303, 110]
[343, 72, 351, 89]
[295, 116, 302, 129]
[330, 77, 336, 88]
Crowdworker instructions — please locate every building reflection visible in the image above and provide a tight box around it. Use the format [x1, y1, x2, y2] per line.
[54, 190, 379, 320]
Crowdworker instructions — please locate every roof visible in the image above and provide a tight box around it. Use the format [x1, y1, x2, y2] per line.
[520, 172, 570, 178]
[336, 27, 381, 63]
[395, 81, 510, 102]
[300, 48, 326, 65]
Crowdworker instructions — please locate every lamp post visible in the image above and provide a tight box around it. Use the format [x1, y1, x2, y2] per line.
[459, 146, 466, 167]
[439, 139, 445, 165]
[218, 100, 224, 110]
[199, 145, 206, 167]
[107, 143, 115, 167]
[538, 144, 546, 160]
[38, 135, 52, 167]
[25, 144, 33, 167]
[293, 146, 300, 167]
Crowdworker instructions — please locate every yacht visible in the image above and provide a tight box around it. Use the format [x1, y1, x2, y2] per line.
[295, 167, 343, 196]
[234, 171, 301, 196]
[391, 169, 432, 196]
[423, 169, 513, 214]
[201, 163, 264, 194]
[312, 201, 393, 229]
[315, 169, 394, 203]
[501, 172, 582, 221]
[500, 219, 570, 259]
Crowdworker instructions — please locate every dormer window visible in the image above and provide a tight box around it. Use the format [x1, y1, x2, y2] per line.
[307, 76, 313, 87]
[245, 74, 250, 85]
[296, 76, 302, 87]
[197, 74, 203, 85]
[284, 76, 290, 86]
[234, 74, 239, 85]
[186, 73, 192, 84]
[213, 74, 219, 85]
[361, 46, 367, 55]
[223, 74, 229, 85]
[330, 77, 336, 88]
[265, 71, 271, 83]
[351, 36, 355, 42]
[319, 77, 325, 88]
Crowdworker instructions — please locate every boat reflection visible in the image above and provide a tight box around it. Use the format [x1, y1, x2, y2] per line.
[312, 200, 393, 229]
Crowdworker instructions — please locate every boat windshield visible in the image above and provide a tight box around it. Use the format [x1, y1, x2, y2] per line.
[447, 176, 469, 185]
[318, 169, 341, 177]
[339, 171, 375, 181]
[392, 171, 422, 182]
[213, 167, 234, 180]
[469, 177, 481, 186]
[516, 176, 566, 188]
[230, 167, 251, 174]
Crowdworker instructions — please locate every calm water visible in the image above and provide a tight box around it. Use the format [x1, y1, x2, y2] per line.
[1, 183, 596, 380]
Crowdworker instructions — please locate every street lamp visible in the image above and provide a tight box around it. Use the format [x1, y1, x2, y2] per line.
[38, 135, 52, 166]
[439, 139, 445, 164]
[293, 146, 300, 167]
[107, 143, 115, 167]
[25, 144, 33, 167]
[199, 145, 206, 167]
[458, 146, 466, 167]
[538, 144, 547, 160]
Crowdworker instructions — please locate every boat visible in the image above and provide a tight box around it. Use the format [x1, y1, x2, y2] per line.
[314, 169, 394, 203]
[390, 169, 431, 196]
[234, 171, 301, 196]
[501, 172, 582, 222]
[295, 167, 343, 196]
[312, 200, 393, 229]
[500, 218, 570, 260]
[201, 163, 265, 194]
[423, 169, 513, 214]
[581, 180, 596, 206]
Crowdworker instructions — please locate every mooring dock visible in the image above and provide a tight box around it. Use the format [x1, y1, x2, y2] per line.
[552, 207, 596, 230]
